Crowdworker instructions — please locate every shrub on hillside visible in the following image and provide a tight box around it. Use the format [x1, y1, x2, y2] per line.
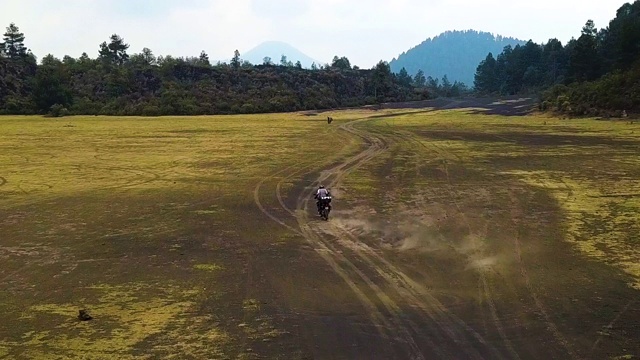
[141, 105, 161, 117]
[47, 104, 69, 117]
[541, 62, 640, 116]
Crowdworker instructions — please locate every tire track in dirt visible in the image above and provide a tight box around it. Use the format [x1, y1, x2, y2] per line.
[330, 126, 498, 355]
[393, 128, 521, 359]
[0, 264, 31, 284]
[316, 122, 517, 358]
[266, 139, 419, 355]
[485, 131, 580, 359]
[253, 163, 306, 237]
[299, 120, 384, 195]
[257, 123, 362, 205]
[346, 127, 509, 358]
[258, 117, 428, 358]
[330, 225, 494, 359]
[258, 123, 364, 233]
[296, 197, 428, 360]
[511, 219, 579, 359]
[590, 298, 637, 351]
[479, 276, 520, 360]
[100, 166, 162, 190]
[294, 120, 488, 358]
[507, 184, 580, 360]
[15, 181, 54, 194]
[66, 163, 163, 191]
[256, 115, 518, 358]
[477, 279, 490, 336]
[436, 147, 521, 360]
[294, 154, 430, 358]
[294, 121, 429, 357]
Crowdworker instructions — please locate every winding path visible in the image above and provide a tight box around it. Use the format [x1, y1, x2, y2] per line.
[252, 116, 518, 358]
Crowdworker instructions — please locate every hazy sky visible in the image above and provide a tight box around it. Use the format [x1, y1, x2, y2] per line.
[0, 0, 629, 68]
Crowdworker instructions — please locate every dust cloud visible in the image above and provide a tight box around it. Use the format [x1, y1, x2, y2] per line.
[329, 206, 506, 271]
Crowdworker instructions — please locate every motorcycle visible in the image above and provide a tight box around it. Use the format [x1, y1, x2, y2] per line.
[317, 196, 332, 221]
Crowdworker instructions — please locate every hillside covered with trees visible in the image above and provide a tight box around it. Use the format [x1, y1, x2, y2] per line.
[390, 30, 525, 86]
[0, 28, 424, 116]
[474, 0, 640, 116]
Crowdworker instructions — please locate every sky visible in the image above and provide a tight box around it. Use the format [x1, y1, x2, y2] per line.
[0, 0, 629, 68]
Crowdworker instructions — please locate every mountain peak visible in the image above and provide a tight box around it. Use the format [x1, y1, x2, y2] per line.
[242, 41, 321, 68]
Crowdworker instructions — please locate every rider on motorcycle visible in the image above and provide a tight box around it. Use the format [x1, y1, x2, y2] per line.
[314, 185, 332, 214]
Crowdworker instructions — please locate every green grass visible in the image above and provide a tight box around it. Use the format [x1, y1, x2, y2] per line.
[0, 114, 352, 204]
[0, 112, 362, 359]
[1, 108, 639, 358]
[20, 284, 202, 359]
[350, 109, 640, 288]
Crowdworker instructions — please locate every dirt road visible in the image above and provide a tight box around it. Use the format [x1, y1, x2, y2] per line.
[253, 106, 640, 359]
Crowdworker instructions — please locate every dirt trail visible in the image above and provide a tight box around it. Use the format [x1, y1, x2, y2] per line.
[312, 122, 504, 358]
[252, 113, 640, 359]
[254, 117, 512, 358]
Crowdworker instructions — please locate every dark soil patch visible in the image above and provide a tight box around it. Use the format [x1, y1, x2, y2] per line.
[418, 129, 639, 147]
[380, 97, 538, 116]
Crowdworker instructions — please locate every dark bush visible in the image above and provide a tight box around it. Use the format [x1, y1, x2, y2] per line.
[47, 104, 69, 117]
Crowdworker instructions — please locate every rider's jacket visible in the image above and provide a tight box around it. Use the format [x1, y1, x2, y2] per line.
[316, 188, 330, 198]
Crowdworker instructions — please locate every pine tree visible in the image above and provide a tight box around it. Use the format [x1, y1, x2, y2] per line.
[331, 56, 351, 70]
[231, 50, 241, 69]
[474, 53, 498, 92]
[98, 34, 130, 66]
[199, 50, 210, 66]
[372, 61, 392, 102]
[397, 67, 412, 87]
[2, 23, 28, 59]
[413, 70, 426, 87]
[568, 20, 601, 82]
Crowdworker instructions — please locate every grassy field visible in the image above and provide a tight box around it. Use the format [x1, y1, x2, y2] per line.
[1, 103, 639, 359]
[347, 110, 640, 287]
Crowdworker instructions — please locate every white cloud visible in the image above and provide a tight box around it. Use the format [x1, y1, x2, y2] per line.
[150, 0, 274, 60]
[0, 0, 628, 67]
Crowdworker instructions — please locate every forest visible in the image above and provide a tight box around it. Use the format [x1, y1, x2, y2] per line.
[474, 0, 640, 116]
[0, 30, 430, 116]
[390, 30, 524, 86]
[4, 0, 639, 117]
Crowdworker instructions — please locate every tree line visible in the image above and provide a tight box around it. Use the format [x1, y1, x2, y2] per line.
[391, 30, 525, 86]
[474, 0, 640, 116]
[0, 27, 427, 116]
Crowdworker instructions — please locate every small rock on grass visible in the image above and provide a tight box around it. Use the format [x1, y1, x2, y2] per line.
[78, 309, 93, 321]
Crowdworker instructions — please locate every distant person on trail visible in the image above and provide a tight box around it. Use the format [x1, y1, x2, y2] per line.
[314, 185, 332, 214]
